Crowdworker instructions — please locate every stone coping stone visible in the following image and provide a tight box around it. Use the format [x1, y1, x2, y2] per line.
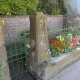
[47, 52, 73, 64]
[39, 48, 80, 80]
[47, 48, 80, 64]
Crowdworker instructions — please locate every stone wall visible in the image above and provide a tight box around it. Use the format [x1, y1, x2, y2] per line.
[0, 15, 63, 38]
[63, 16, 80, 27]
[0, 15, 80, 38]
[0, 16, 30, 38]
[47, 15, 63, 30]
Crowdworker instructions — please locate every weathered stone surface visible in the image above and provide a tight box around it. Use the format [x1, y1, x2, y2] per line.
[1, 17, 30, 38]
[30, 12, 51, 64]
[0, 20, 5, 46]
[1, 16, 80, 39]
[0, 46, 7, 62]
[0, 15, 63, 38]
[40, 49, 80, 80]
[29, 12, 51, 78]
[2, 63, 11, 80]
[0, 46, 11, 80]
[0, 20, 4, 26]
[0, 29, 5, 46]
[28, 49, 80, 80]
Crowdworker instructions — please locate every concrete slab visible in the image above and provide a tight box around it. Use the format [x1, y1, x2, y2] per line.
[49, 60, 80, 80]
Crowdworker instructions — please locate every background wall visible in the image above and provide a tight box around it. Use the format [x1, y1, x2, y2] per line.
[0, 15, 63, 38]
[0, 15, 80, 38]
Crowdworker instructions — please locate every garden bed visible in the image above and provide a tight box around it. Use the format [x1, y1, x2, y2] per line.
[47, 47, 80, 64]
[49, 26, 80, 57]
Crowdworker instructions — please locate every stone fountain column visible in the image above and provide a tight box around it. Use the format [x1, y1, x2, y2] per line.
[29, 12, 51, 79]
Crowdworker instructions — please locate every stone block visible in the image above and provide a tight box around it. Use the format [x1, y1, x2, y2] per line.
[38, 49, 80, 80]
[0, 30, 5, 46]
[0, 20, 5, 46]
[30, 12, 51, 64]
[0, 20, 4, 26]
[29, 12, 51, 79]
[0, 46, 11, 80]
[28, 49, 80, 80]
[0, 46, 7, 62]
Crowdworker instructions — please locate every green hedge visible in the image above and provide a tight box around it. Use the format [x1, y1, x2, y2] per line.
[0, 0, 67, 15]
[0, 0, 38, 15]
[37, 0, 67, 15]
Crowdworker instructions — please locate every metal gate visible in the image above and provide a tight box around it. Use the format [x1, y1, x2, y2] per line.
[5, 32, 30, 80]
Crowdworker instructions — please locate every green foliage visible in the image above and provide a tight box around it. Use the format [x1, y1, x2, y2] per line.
[0, 59, 6, 78]
[0, 61, 6, 70]
[0, 0, 38, 15]
[51, 9, 61, 15]
[57, 0, 67, 15]
[50, 45, 60, 57]
[0, 1, 11, 15]
[9, 0, 27, 15]
[37, 0, 55, 15]
[26, 0, 38, 14]
[0, 0, 66, 15]
[37, 0, 67, 15]
[0, 72, 4, 78]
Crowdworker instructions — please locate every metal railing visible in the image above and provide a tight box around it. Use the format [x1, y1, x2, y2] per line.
[5, 32, 29, 80]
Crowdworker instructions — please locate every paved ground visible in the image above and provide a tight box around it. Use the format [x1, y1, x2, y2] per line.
[50, 60, 80, 80]
[11, 72, 35, 80]
[10, 60, 80, 80]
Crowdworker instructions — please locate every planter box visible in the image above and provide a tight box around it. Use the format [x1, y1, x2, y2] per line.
[35, 48, 80, 80]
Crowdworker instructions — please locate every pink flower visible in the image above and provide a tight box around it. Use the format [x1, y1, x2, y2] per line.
[72, 37, 78, 48]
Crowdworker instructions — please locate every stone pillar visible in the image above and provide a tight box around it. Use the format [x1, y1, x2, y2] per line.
[0, 20, 11, 80]
[29, 12, 51, 79]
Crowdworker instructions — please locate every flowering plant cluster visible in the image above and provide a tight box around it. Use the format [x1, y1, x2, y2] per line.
[49, 38, 63, 57]
[49, 33, 79, 57]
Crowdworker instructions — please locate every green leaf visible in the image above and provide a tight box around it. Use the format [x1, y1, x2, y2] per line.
[0, 61, 6, 70]
[0, 71, 4, 78]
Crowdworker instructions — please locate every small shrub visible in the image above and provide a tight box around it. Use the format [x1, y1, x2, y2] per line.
[0, 1, 11, 15]
[37, 0, 67, 15]
[0, 0, 38, 15]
